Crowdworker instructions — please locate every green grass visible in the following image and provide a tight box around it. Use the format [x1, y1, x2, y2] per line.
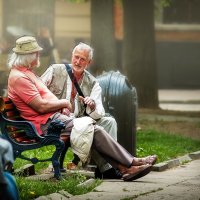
[14, 147, 101, 200]
[13, 129, 200, 199]
[13, 146, 74, 172]
[16, 173, 101, 200]
[136, 129, 200, 162]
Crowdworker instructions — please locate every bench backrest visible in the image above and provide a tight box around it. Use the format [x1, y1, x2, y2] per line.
[0, 97, 37, 143]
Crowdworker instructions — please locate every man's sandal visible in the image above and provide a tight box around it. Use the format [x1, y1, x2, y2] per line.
[66, 162, 78, 170]
[122, 164, 152, 182]
[133, 155, 157, 166]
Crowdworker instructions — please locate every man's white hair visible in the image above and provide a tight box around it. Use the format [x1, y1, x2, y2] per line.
[72, 42, 94, 60]
[7, 52, 39, 69]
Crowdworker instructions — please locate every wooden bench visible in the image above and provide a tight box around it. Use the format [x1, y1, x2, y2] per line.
[0, 97, 70, 179]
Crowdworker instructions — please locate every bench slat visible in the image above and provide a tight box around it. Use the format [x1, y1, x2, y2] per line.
[4, 103, 16, 110]
[5, 111, 20, 118]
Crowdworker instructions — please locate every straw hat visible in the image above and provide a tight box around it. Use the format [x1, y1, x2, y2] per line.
[12, 36, 43, 54]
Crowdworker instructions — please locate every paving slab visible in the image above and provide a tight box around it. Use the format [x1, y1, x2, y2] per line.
[158, 89, 200, 111]
[68, 159, 200, 200]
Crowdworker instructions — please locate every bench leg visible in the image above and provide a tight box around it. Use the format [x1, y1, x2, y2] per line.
[59, 139, 70, 171]
[52, 140, 65, 179]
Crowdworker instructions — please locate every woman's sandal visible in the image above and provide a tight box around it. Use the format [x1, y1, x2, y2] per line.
[122, 164, 152, 182]
[133, 155, 157, 166]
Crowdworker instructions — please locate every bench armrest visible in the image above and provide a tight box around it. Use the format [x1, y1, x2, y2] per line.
[0, 114, 43, 139]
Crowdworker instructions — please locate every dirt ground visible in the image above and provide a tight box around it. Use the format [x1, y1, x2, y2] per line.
[138, 108, 200, 140]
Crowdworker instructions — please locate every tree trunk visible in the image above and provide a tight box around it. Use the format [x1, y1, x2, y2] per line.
[123, 0, 159, 108]
[90, 0, 117, 75]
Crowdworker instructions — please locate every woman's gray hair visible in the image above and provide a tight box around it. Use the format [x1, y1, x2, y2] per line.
[72, 42, 94, 60]
[7, 52, 38, 69]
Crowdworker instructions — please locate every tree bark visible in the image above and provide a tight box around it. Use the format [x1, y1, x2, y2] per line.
[123, 0, 159, 108]
[90, 0, 117, 75]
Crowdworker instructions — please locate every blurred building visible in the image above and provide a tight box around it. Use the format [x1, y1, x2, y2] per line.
[155, 0, 200, 89]
[0, 0, 200, 93]
[0, 0, 91, 60]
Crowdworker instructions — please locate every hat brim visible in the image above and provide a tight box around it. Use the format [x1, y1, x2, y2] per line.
[12, 46, 43, 54]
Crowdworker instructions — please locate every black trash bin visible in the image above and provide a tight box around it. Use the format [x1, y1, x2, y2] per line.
[97, 71, 137, 155]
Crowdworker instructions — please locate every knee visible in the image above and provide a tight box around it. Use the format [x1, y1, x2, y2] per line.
[102, 116, 116, 125]
[106, 117, 117, 130]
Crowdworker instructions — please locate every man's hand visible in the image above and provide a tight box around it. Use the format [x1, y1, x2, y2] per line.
[79, 96, 96, 111]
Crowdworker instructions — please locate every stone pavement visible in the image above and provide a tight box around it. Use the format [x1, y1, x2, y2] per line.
[158, 89, 200, 111]
[35, 151, 200, 200]
[74, 159, 200, 200]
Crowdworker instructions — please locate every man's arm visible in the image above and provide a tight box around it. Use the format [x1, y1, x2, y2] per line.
[29, 95, 71, 114]
[85, 82, 105, 119]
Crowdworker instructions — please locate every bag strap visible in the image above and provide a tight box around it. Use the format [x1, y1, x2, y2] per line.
[65, 64, 88, 115]
[65, 64, 85, 98]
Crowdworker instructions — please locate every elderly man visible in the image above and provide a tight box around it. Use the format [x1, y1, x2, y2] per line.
[7, 35, 157, 182]
[41, 42, 119, 178]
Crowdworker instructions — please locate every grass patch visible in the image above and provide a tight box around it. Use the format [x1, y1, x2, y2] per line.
[16, 173, 101, 200]
[14, 147, 101, 199]
[136, 129, 200, 162]
[13, 146, 74, 173]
